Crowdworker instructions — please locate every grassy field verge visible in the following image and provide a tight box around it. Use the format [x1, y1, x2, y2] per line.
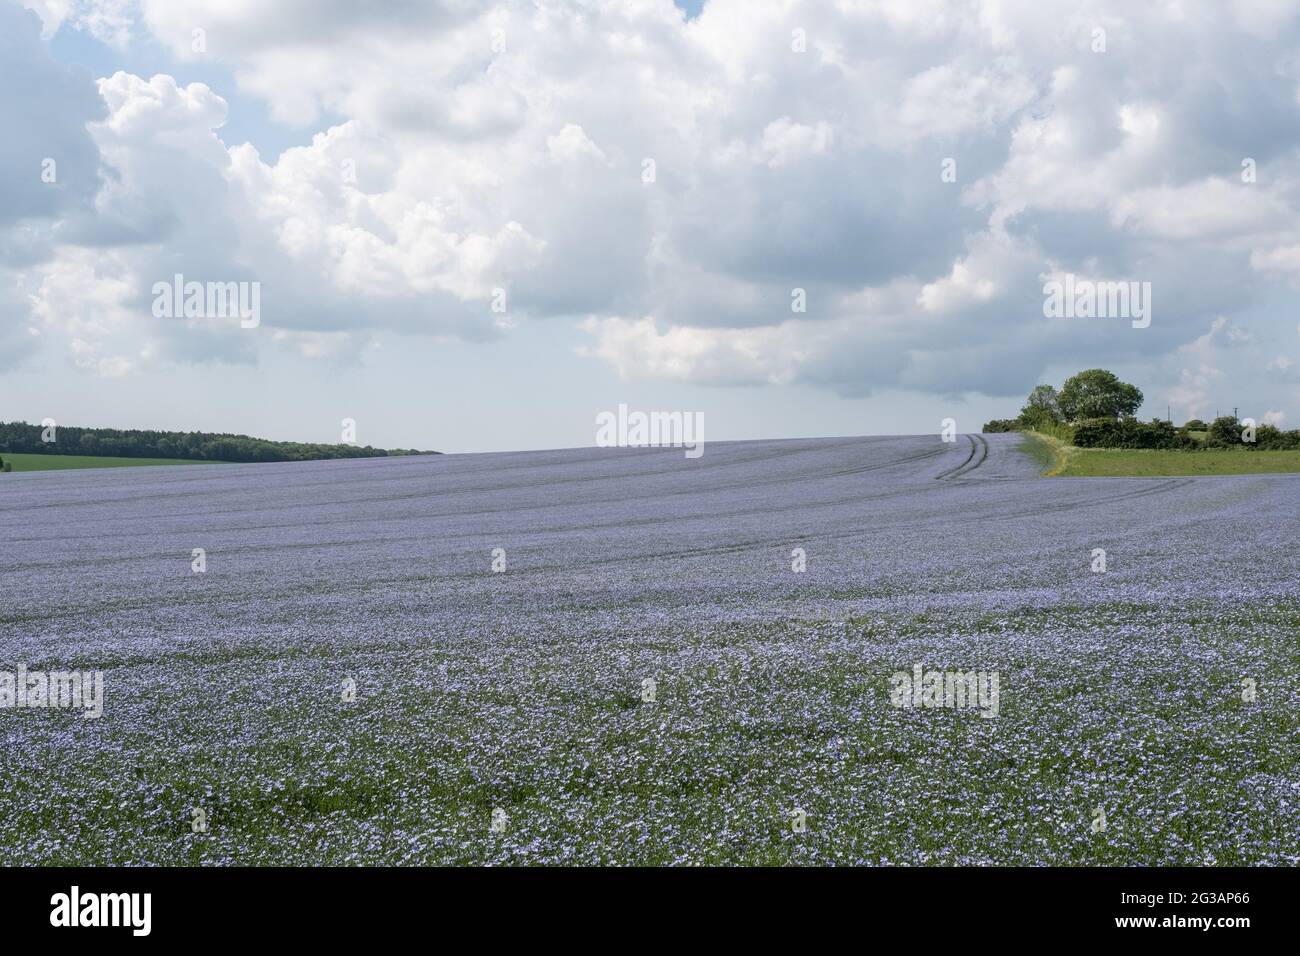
[1021, 432, 1300, 476]
[0, 452, 216, 472]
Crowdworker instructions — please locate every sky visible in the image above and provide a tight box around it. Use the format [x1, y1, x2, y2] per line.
[3, 0, 1300, 453]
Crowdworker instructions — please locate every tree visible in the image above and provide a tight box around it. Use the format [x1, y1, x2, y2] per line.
[0, 419, 436, 463]
[1057, 369, 1143, 422]
[1019, 385, 1062, 425]
[1205, 416, 1242, 448]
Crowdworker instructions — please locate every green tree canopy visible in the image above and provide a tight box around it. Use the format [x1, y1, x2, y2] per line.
[1206, 416, 1243, 448]
[1020, 384, 1062, 424]
[1057, 369, 1143, 422]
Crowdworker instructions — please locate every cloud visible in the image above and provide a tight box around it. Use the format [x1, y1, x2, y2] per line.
[546, 124, 609, 166]
[0, 1, 108, 370]
[0, 2, 104, 232]
[757, 118, 833, 167]
[6, 0, 1300, 418]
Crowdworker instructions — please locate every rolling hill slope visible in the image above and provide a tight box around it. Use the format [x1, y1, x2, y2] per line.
[1, 434, 1296, 864]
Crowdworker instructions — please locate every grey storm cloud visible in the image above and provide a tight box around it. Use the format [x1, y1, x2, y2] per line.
[0, 4, 104, 232]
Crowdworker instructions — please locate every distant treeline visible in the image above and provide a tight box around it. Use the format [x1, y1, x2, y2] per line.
[0, 421, 436, 463]
[981, 369, 1299, 451]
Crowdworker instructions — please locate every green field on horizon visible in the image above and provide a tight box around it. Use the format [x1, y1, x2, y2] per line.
[1023, 433, 1300, 476]
[0, 452, 216, 472]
